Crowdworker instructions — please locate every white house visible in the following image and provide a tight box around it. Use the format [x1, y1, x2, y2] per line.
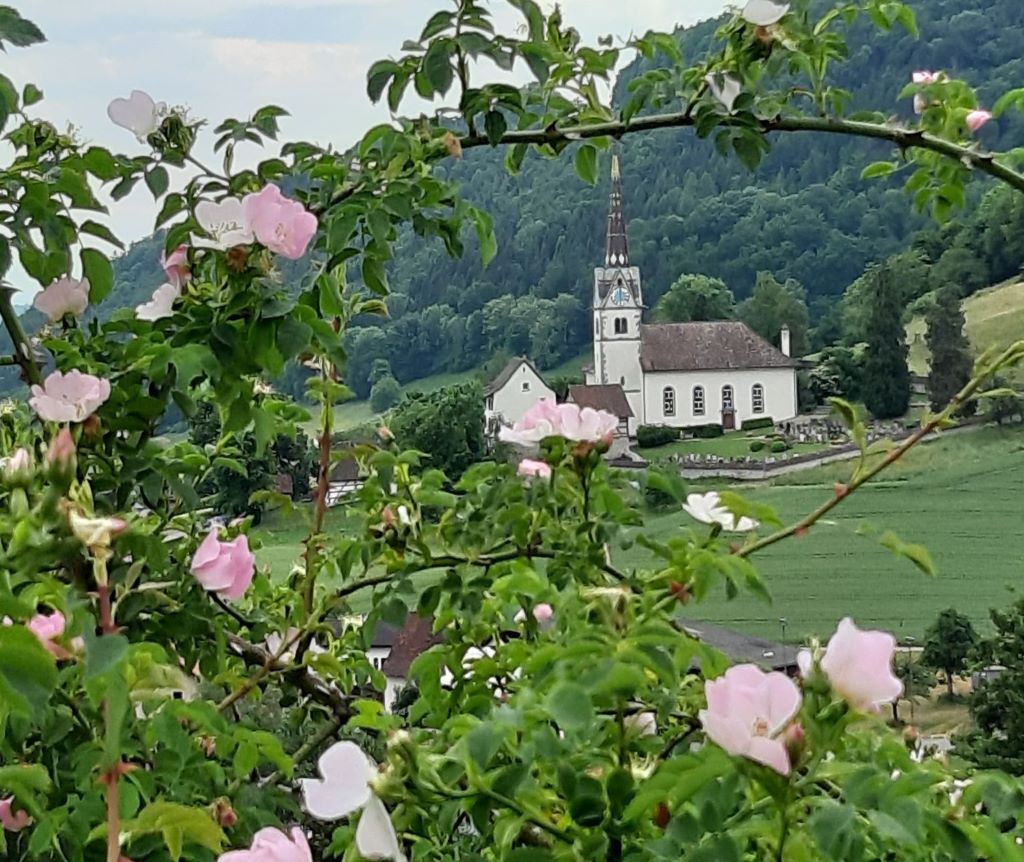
[584, 156, 800, 431]
[483, 357, 556, 437]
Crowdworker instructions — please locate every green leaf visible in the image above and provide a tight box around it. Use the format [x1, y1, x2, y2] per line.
[122, 802, 225, 862]
[81, 248, 114, 302]
[0, 626, 57, 718]
[367, 60, 398, 103]
[465, 722, 501, 770]
[145, 165, 169, 199]
[0, 73, 18, 132]
[574, 144, 599, 185]
[545, 681, 592, 730]
[483, 110, 507, 145]
[422, 40, 454, 95]
[810, 801, 860, 860]
[85, 634, 128, 680]
[80, 220, 123, 249]
[21, 82, 41, 105]
[470, 208, 497, 266]
[861, 161, 897, 179]
[82, 146, 120, 181]
[0, 7, 45, 50]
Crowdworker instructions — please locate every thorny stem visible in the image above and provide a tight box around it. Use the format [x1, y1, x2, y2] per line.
[0, 285, 41, 385]
[217, 627, 307, 712]
[461, 113, 1024, 195]
[737, 342, 1023, 559]
[96, 573, 123, 862]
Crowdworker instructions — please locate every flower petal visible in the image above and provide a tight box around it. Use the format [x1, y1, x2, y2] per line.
[355, 794, 406, 861]
[299, 740, 375, 821]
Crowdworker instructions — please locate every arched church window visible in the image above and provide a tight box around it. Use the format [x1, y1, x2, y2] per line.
[613, 317, 627, 335]
[663, 387, 676, 417]
[722, 385, 734, 411]
[692, 386, 705, 416]
[752, 383, 765, 414]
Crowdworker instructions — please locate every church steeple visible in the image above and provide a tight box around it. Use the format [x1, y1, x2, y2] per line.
[605, 154, 629, 267]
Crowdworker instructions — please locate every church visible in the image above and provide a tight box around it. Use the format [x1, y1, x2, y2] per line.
[581, 156, 800, 436]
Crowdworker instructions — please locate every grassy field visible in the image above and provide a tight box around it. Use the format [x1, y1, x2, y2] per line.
[254, 424, 1024, 644]
[637, 425, 1024, 643]
[907, 278, 1024, 376]
[307, 353, 590, 434]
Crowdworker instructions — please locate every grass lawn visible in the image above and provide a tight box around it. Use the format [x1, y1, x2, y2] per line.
[638, 429, 830, 463]
[626, 425, 1024, 643]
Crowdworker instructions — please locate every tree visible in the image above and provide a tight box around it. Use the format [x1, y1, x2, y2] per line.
[862, 265, 912, 419]
[921, 608, 978, 698]
[925, 286, 975, 415]
[368, 358, 394, 387]
[389, 382, 486, 478]
[738, 272, 810, 356]
[653, 273, 735, 322]
[982, 376, 1024, 424]
[370, 374, 403, 413]
[957, 599, 1024, 774]
[807, 346, 864, 403]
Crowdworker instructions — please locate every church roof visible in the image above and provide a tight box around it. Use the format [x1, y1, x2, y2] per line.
[639, 321, 800, 372]
[483, 356, 546, 396]
[567, 384, 633, 418]
[380, 613, 441, 677]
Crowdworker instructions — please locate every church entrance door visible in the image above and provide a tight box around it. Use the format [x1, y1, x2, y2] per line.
[721, 408, 736, 431]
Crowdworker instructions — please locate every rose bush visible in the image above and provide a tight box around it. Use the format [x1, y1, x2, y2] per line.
[0, 1, 1023, 861]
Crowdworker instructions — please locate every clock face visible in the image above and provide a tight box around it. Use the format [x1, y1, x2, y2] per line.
[611, 286, 630, 306]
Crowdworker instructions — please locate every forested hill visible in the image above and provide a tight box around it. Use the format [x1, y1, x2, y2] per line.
[16, 0, 1020, 402]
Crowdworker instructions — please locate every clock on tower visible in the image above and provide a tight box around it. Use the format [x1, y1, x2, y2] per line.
[610, 285, 630, 306]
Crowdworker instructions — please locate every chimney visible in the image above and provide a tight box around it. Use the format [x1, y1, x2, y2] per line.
[780, 324, 791, 357]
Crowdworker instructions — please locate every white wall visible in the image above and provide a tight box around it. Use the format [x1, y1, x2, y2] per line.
[642, 367, 798, 428]
[485, 362, 555, 430]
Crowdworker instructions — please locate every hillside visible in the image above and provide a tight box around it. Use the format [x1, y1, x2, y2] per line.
[906, 279, 1024, 375]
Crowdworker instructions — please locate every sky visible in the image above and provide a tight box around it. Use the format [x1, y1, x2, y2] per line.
[5, 0, 729, 295]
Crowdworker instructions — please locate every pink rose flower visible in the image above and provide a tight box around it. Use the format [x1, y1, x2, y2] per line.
[45, 427, 76, 470]
[160, 245, 190, 288]
[26, 610, 65, 655]
[741, 0, 790, 26]
[33, 277, 89, 322]
[699, 664, 801, 775]
[798, 617, 903, 712]
[966, 109, 992, 133]
[517, 459, 551, 480]
[911, 70, 937, 85]
[3, 447, 33, 482]
[0, 797, 30, 832]
[136, 282, 181, 322]
[192, 198, 255, 251]
[219, 827, 312, 862]
[242, 184, 317, 260]
[107, 90, 165, 143]
[29, 370, 111, 423]
[515, 603, 555, 631]
[499, 399, 618, 446]
[191, 530, 255, 600]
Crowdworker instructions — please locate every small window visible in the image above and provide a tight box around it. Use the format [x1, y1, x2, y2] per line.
[486, 395, 494, 410]
[663, 386, 676, 417]
[613, 317, 627, 335]
[722, 385, 734, 411]
[595, 318, 599, 335]
[620, 376, 625, 387]
[521, 381, 531, 392]
[692, 386, 705, 416]
[752, 383, 765, 414]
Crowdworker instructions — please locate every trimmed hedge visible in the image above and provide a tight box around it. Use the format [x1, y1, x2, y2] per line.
[685, 423, 724, 439]
[770, 439, 791, 453]
[749, 440, 765, 452]
[637, 425, 680, 448]
[741, 416, 775, 431]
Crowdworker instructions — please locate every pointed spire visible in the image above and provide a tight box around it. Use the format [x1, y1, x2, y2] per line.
[605, 153, 629, 267]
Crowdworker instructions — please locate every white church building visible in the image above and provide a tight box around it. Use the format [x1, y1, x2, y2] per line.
[583, 156, 800, 434]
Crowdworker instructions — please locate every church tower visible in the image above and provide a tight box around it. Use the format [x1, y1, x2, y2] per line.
[592, 154, 644, 424]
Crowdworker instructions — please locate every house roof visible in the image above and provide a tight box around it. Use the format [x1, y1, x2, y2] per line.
[639, 321, 800, 373]
[329, 457, 360, 483]
[380, 613, 442, 677]
[369, 621, 401, 649]
[483, 357, 547, 396]
[681, 619, 800, 672]
[567, 383, 634, 418]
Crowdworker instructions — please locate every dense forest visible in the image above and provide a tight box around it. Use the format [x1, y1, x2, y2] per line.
[5, 0, 1023, 402]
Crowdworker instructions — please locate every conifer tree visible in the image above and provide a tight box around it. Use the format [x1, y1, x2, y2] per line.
[862, 265, 911, 419]
[925, 284, 975, 415]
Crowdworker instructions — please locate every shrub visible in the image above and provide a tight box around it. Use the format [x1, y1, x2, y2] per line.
[770, 439, 790, 453]
[370, 374, 403, 412]
[749, 440, 765, 452]
[637, 425, 679, 448]
[686, 423, 724, 439]
[741, 416, 774, 431]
